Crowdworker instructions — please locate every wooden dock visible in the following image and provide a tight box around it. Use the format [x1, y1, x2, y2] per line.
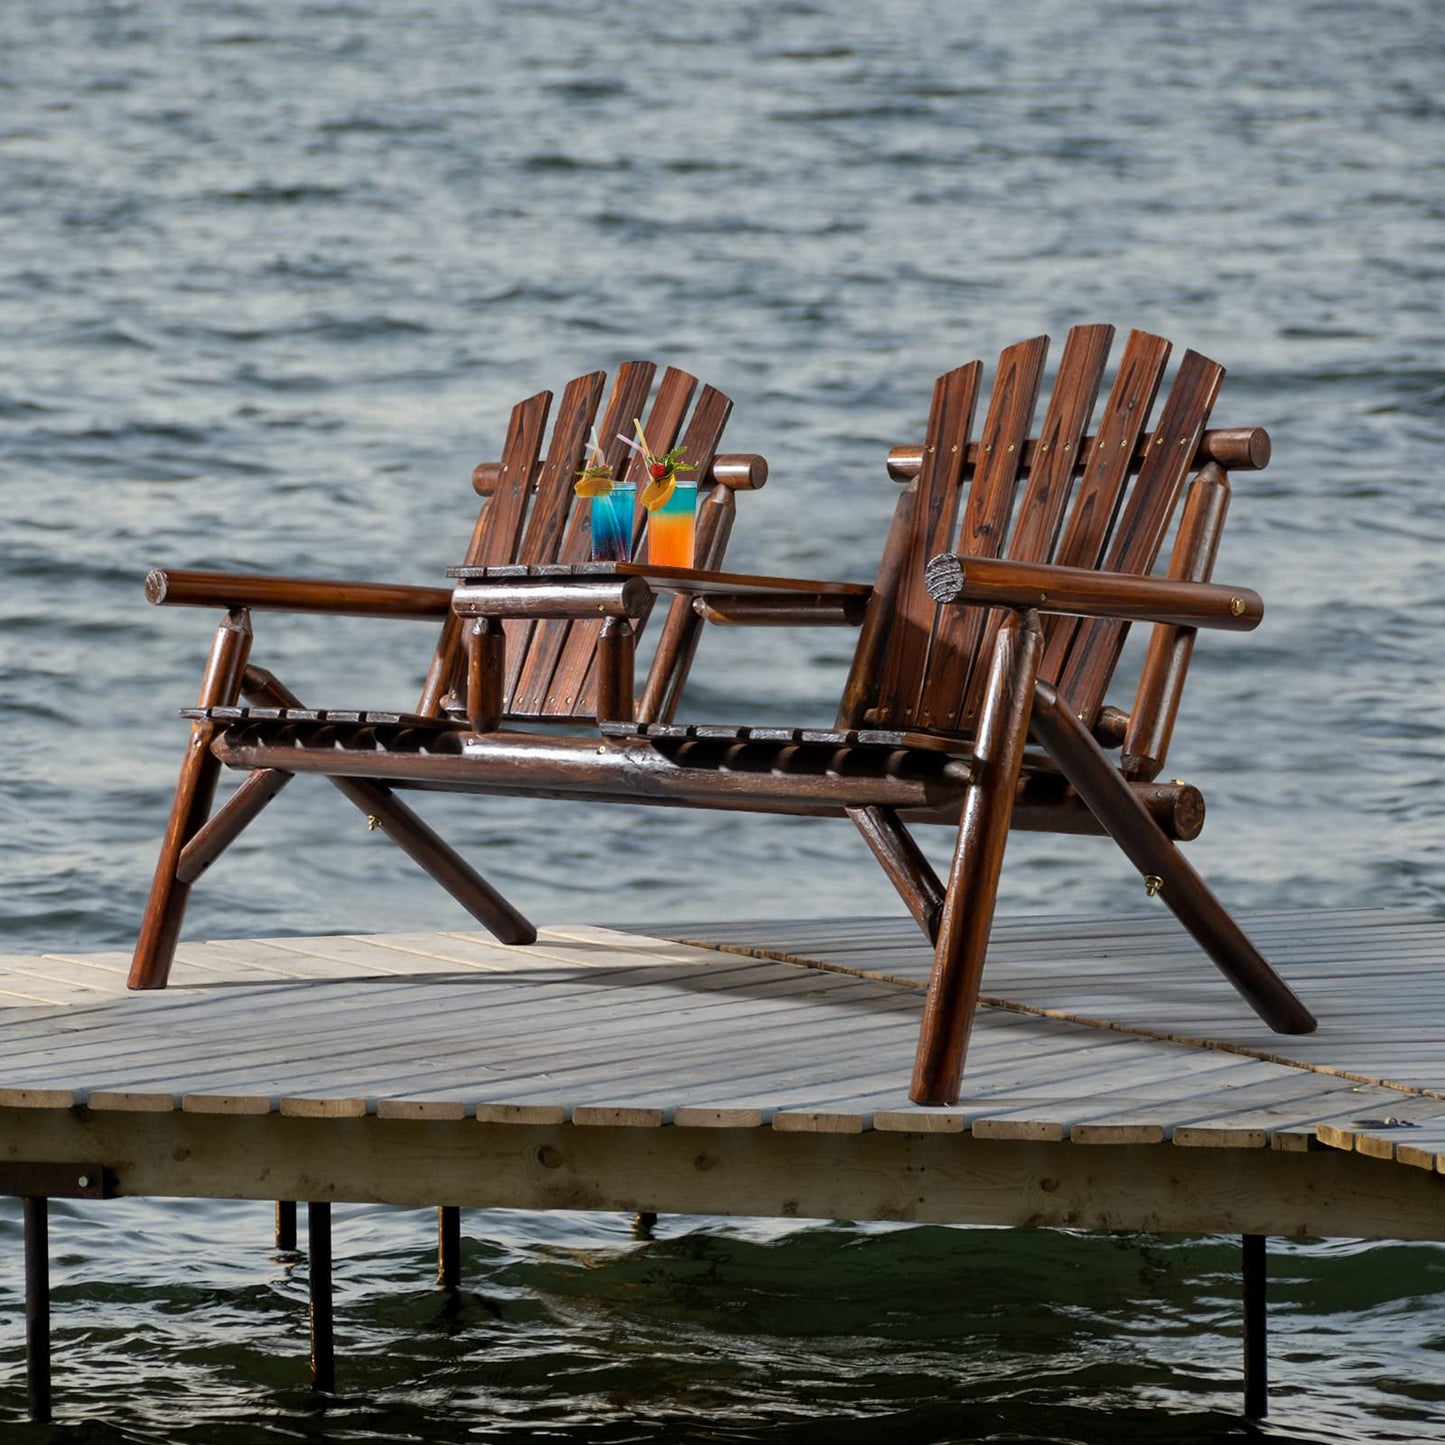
[2, 907, 1444, 1240]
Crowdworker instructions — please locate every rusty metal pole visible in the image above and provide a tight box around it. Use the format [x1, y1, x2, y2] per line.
[23, 1196, 50, 1424]
[1243, 1233, 1268, 1418]
[308, 1203, 334, 1392]
[437, 1206, 460, 1293]
[275, 1200, 297, 1253]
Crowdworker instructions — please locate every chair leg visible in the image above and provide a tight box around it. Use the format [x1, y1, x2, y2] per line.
[1029, 680, 1316, 1036]
[911, 610, 1043, 1106]
[130, 609, 253, 990]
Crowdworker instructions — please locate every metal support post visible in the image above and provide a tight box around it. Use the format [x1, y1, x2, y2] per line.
[23, 1197, 50, 1424]
[1243, 1232, 1268, 1418]
[275, 1200, 297, 1253]
[437, 1206, 460, 1293]
[308, 1203, 335, 1392]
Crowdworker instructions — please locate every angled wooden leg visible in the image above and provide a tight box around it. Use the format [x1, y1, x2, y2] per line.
[847, 804, 946, 942]
[176, 768, 294, 883]
[332, 779, 537, 944]
[130, 609, 253, 990]
[243, 665, 537, 946]
[1029, 680, 1316, 1036]
[911, 610, 1043, 1106]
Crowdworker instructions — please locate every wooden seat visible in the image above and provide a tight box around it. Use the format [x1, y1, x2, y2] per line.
[131, 362, 762, 990]
[132, 327, 1316, 1105]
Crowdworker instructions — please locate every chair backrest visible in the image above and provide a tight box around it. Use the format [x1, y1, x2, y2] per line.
[418, 361, 745, 725]
[840, 325, 1267, 778]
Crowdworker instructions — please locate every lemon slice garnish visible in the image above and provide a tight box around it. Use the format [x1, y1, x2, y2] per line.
[574, 473, 614, 498]
[640, 474, 676, 510]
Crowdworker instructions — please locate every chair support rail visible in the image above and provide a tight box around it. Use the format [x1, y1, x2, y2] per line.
[471, 451, 768, 497]
[886, 426, 1271, 481]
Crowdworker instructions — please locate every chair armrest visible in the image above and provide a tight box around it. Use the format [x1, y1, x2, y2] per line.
[145, 568, 453, 619]
[924, 554, 1263, 631]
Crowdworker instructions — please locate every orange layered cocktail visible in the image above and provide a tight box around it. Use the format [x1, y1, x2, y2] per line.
[646, 480, 696, 568]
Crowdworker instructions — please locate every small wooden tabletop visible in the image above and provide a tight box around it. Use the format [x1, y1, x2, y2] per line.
[447, 561, 873, 600]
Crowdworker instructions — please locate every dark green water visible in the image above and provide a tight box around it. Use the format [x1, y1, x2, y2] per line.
[3, 0, 1444, 1437]
[5, 1203, 1445, 1443]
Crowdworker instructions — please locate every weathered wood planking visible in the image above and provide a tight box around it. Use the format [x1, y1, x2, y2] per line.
[649, 909, 1445, 1098]
[3, 913, 1444, 1183]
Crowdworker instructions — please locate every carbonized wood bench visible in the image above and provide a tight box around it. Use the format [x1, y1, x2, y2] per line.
[137, 328, 1316, 1103]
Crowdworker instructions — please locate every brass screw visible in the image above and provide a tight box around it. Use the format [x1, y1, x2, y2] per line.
[366, 815, 381, 832]
[1230, 596, 1246, 616]
[1144, 875, 1164, 897]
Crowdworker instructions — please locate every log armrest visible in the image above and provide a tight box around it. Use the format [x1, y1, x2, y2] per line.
[145, 568, 453, 620]
[923, 554, 1263, 632]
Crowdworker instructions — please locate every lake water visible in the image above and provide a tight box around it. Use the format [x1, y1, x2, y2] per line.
[2, 0, 1444, 1439]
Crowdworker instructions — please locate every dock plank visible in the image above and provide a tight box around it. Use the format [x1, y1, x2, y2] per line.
[1, 911, 1444, 1230]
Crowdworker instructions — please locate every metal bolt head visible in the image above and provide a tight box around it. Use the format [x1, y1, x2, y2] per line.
[77, 1175, 89, 1188]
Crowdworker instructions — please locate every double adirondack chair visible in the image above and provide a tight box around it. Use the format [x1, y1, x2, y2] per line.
[133, 327, 1316, 1104]
[131, 362, 761, 991]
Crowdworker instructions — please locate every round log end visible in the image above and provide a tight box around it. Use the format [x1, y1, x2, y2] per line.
[618, 575, 655, 614]
[1170, 783, 1206, 841]
[471, 461, 501, 496]
[711, 453, 769, 491]
[923, 552, 965, 603]
[886, 445, 922, 481]
[144, 568, 169, 605]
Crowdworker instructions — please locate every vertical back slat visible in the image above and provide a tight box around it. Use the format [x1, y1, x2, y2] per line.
[465, 390, 554, 568]
[1054, 348, 1225, 721]
[920, 336, 1048, 732]
[516, 371, 610, 565]
[415, 388, 552, 716]
[1037, 330, 1173, 685]
[508, 362, 660, 716]
[502, 372, 610, 704]
[955, 323, 1114, 727]
[567, 379, 735, 720]
[630, 367, 703, 552]
[869, 363, 981, 727]
[1121, 461, 1232, 780]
